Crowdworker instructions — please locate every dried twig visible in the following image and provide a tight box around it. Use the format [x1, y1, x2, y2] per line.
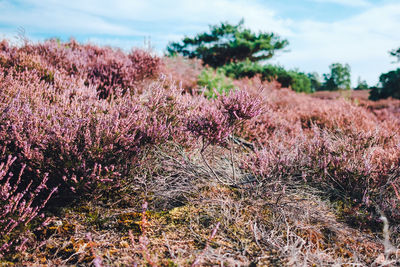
[86, 233, 103, 267]
[139, 201, 157, 267]
[191, 222, 220, 267]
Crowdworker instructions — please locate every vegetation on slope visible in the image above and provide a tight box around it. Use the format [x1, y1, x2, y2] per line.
[0, 38, 400, 266]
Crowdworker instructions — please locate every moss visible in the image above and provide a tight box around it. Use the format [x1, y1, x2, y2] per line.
[331, 198, 381, 232]
[40, 70, 55, 84]
[116, 212, 142, 233]
[162, 259, 179, 267]
[85, 209, 109, 229]
[165, 206, 192, 225]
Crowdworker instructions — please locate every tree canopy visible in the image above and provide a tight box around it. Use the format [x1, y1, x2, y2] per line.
[354, 77, 369, 90]
[167, 20, 289, 68]
[307, 72, 322, 92]
[321, 63, 351, 91]
[369, 47, 400, 100]
[369, 69, 400, 100]
[390, 47, 400, 62]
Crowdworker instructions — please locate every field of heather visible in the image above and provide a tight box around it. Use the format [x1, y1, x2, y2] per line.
[1, 39, 400, 266]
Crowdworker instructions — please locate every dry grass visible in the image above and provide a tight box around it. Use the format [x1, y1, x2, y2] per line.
[9, 144, 397, 266]
[311, 89, 370, 101]
[2, 40, 400, 266]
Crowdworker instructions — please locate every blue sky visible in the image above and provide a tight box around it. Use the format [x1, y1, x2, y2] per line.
[0, 0, 399, 86]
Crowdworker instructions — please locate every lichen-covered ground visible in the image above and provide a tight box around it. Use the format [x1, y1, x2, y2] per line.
[7, 146, 397, 266]
[1, 40, 400, 266]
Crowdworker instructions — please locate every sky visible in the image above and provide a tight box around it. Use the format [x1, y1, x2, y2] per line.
[0, 0, 399, 86]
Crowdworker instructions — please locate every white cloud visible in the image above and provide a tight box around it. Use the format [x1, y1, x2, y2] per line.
[270, 3, 400, 85]
[311, 0, 371, 7]
[1, 0, 399, 86]
[0, 0, 293, 42]
[0, 0, 293, 51]
[0, 1, 141, 36]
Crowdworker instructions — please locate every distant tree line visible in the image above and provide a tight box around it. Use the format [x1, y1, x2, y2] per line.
[167, 20, 316, 93]
[167, 20, 399, 100]
[369, 48, 400, 100]
[167, 19, 288, 68]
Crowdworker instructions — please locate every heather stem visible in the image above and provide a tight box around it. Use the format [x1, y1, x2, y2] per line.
[230, 135, 236, 185]
[200, 138, 225, 185]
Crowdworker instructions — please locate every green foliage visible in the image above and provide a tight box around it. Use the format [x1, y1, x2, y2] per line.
[369, 68, 400, 100]
[221, 60, 313, 93]
[166, 19, 313, 94]
[167, 19, 288, 68]
[287, 70, 312, 93]
[369, 48, 400, 100]
[307, 72, 322, 92]
[354, 77, 369, 90]
[197, 68, 234, 98]
[221, 59, 265, 79]
[321, 63, 351, 91]
[390, 47, 400, 62]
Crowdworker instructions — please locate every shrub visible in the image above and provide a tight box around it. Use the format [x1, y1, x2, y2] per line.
[369, 68, 400, 100]
[221, 60, 312, 93]
[0, 56, 171, 199]
[162, 56, 204, 93]
[187, 89, 261, 148]
[187, 104, 232, 148]
[320, 63, 351, 91]
[197, 68, 234, 98]
[2, 38, 400, 264]
[0, 156, 57, 257]
[238, 81, 400, 223]
[286, 70, 312, 93]
[0, 39, 161, 98]
[246, 128, 400, 221]
[220, 89, 261, 124]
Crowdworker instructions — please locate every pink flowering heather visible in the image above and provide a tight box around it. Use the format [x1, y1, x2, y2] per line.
[237, 77, 400, 222]
[0, 156, 57, 257]
[0, 39, 161, 99]
[0, 47, 168, 198]
[187, 104, 232, 148]
[3, 37, 400, 264]
[219, 89, 261, 125]
[161, 56, 204, 93]
[186, 89, 262, 148]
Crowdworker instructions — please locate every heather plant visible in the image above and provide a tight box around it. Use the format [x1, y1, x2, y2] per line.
[0, 38, 170, 199]
[219, 89, 261, 125]
[161, 55, 204, 93]
[0, 39, 161, 98]
[187, 103, 232, 148]
[187, 88, 261, 148]
[86, 48, 161, 98]
[2, 38, 400, 264]
[237, 80, 400, 223]
[141, 78, 194, 144]
[0, 54, 168, 198]
[186, 88, 261, 186]
[247, 128, 400, 221]
[0, 156, 57, 257]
